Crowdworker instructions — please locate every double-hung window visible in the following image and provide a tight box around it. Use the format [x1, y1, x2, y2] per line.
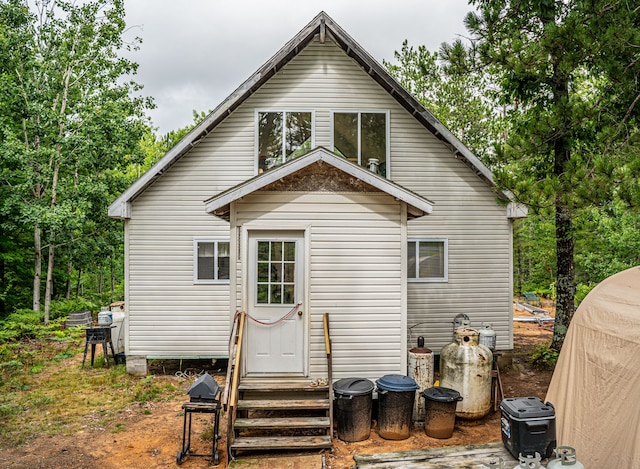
[332, 110, 389, 177]
[407, 239, 448, 282]
[194, 239, 230, 283]
[257, 110, 313, 172]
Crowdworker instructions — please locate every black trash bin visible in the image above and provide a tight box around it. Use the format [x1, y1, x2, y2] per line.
[333, 378, 374, 442]
[376, 374, 419, 440]
[422, 386, 462, 439]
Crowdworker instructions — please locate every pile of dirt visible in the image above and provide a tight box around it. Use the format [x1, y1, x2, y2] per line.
[0, 308, 554, 469]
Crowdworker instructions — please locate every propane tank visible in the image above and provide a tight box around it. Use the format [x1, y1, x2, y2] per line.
[479, 322, 497, 351]
[452, 313, 470, 336]
[408, 336, 434, 424]
[439, 327, 493, 419]
[547, 447, 584, 469]
[513, 452, 545, 469]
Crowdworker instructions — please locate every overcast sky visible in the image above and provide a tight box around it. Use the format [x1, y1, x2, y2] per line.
[123, 1, 474, 135]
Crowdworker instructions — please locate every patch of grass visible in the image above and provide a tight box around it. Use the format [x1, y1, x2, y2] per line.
[111, 422, 126, 433]
[0, 338, 181, 446]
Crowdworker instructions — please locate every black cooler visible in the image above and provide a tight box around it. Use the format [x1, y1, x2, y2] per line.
[500, 397, 556, 459]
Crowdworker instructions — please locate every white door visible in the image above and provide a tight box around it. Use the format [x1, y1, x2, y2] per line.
[245, 231, 305, 375]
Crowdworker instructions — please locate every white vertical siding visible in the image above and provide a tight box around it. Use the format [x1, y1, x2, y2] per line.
[125, 35, 512, 360]
[236, 192, 404, 380]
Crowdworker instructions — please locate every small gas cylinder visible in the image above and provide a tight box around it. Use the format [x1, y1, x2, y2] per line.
[547, 447, 584, 469]
[513, 452, 545, 469]
[439, 327, 493, 419]
[479, 322, 497, 350]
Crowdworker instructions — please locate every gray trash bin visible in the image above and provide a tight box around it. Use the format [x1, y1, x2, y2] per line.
[333, 378, 374, 442]
[376, 374, 419, 440]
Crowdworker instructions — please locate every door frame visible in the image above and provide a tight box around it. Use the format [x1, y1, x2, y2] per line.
[240, 223, 311, 377]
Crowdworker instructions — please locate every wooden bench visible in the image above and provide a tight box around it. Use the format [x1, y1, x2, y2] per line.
[523, 292, 541, 307]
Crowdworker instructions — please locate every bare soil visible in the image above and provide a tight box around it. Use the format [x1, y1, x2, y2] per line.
[0, 305, 553, 469]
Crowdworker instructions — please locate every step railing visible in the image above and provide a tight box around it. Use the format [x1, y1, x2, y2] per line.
[323, 312, 333, 440]
[224, 311, 246, 459]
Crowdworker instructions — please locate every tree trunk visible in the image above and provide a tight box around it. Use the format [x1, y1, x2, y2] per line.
[33, 224, 42, 312]
[552, 200, 575, 350]
[65, 260, 73, 299]
[44, 241, 55, 324]
[550, 60, 575, 351]
[75, 268, 82, 299]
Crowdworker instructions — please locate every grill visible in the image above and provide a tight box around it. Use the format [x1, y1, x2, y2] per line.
[187, 373, 220, 402]
[177, 373, 222, 465]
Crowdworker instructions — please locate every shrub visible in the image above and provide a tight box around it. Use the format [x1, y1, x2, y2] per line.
[529, 343, 559, 371]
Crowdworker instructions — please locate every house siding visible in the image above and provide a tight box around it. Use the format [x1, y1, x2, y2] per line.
[235, 191, 405, 380]
[124, 35, 512, 361]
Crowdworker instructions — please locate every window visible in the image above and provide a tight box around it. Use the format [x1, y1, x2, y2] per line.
[194, 239, 230, 283]
[333, 111, 388, 177]
[256, 240, 296, 305]
[407, 239, 448, 282]
[257, 110, 313, 172]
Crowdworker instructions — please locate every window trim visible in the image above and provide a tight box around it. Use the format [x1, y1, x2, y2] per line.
[407, 238, 448, 283]
[193, 238, 230, 284]
[330, 109, 391, 178]
[254, 109, 315, 175]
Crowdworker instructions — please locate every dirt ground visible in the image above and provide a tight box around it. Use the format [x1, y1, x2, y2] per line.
[0, 305, 554, 469]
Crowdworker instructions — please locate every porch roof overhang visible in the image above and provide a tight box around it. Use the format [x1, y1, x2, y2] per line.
[204, 147, 433, 221]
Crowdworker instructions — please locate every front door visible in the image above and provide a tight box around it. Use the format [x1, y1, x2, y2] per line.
[246, 231, 305, 375]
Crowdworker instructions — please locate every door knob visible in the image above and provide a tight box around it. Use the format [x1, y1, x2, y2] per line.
[298, 310, 303, 316]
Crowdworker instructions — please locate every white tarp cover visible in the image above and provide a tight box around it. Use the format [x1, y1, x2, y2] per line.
[546, 266, 640, 467]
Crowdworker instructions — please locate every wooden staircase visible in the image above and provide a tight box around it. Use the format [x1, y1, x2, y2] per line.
[225, 312, 334, 460]
[229, 380, 332, 458]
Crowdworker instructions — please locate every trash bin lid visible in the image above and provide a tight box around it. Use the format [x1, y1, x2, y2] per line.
[376, 374, 419, 392]
[333, 378, 374, 396]
[421, 386, 462, 402]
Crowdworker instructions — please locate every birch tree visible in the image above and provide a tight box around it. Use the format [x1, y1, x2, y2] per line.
[0, 0, 151, 322]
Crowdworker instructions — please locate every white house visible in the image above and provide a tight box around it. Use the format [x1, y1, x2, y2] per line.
[109, 12, 523, 380]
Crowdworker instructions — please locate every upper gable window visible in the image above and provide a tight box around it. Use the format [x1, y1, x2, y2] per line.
[333, 111, 389, 177]
[257, 110, 313, 173]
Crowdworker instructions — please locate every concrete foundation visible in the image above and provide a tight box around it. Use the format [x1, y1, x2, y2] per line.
[126, 355, 148, 376]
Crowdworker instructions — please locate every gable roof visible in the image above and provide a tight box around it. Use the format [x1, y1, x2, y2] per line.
[204, 147, 433, 221]
[108, 11, 503, 219]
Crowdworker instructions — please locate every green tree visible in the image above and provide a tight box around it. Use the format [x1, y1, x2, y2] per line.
[385, 40, 505, 166]
[0, 0, 151, 322]
[464, 0, 640, 349]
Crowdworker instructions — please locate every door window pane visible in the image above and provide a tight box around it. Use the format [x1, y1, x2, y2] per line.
[256, 240, 296, 305]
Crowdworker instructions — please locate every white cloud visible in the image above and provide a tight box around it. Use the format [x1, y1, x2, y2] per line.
[124, 0, 472, 134]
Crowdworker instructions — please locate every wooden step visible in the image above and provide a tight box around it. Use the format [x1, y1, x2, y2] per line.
[237, 399, 330, 411]
[230, 435, 332, 451]
[234, 416, 330, 429]
[239, 381, 329, 393]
